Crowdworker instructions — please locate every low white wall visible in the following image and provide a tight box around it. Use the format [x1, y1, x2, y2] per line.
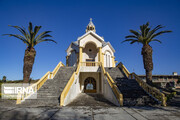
[63, 74, 81, 106]
[80, 66, 99, 72]
[102, 74, 120, 106]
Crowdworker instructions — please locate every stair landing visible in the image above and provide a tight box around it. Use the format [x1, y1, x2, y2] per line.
[67, 93, 116, 107]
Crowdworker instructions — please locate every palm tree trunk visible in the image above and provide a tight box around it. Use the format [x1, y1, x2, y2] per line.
[146, 70, 152, 85]
[141, 44, 153, 85]
[23, 47, 36, 83]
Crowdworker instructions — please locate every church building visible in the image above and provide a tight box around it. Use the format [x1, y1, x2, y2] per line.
[64, 19, 117, 94]
[16, 19, 163, 108]
[66, 18, 116, 68]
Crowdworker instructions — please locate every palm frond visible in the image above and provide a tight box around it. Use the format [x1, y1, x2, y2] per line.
[33, 26, 42, 38]
[121, 39, 138, 43]
[150, 30, 172, 40]
[34, 26, 41, 35]
[8, 25, 29, 39]
[146, 25, 164, 38]
[150, 39, 162, 43]
[28, 22, 33, 34]
[4, 22, 56, 48]
[3, 34, 29, 45]
[123, 22, 172, 45]
[22, 26, 30, 41]
[35, 31, 52, 41]
[39, 34, 52, 39]
[130, 40, 139, 44]
[36, 39, 57, 44]
[129, 30, 140, 37]
[144, 28, 150, 37]
[146, 22, 149, 26]
[140, 25, 145, 37]
[125, 35, 138, 39]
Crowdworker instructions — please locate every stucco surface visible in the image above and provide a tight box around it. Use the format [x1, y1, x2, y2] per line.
[0, 105, 179, 120]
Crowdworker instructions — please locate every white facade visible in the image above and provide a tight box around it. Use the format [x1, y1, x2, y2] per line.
[62, 19, 120, 106]
[66, 19, 115, 67]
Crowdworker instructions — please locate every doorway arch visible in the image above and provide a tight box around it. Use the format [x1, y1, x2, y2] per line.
[84, 77, 96, 93]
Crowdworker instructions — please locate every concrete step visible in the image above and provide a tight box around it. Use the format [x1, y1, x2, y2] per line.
[106, 67, 159, 106]
[20, 66, 76, 107]
[67, 93, 116, 107]
[168, 94, 180, 107]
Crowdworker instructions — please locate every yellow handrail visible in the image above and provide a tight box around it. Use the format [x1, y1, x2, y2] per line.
[36, 71, 50, 90]
[100, 63, 123, 106]
[16, 61, 64, 104]
[60, 63, 80, 106]
[75, 63, 80, 75]
[119, 62, 166, 106]
[60, 73, 75, 106]
[52, 61, 65, 77]
[130, 73, 166, 106]
[106, 72, 123, 106]
[60, 62, 123, 106]
[116, 62, 130, 78]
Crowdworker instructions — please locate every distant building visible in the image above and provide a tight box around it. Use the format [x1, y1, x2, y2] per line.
[138, 73, 180, 89]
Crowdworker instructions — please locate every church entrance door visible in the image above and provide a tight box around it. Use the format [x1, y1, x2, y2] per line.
[84, 77, 96, 93]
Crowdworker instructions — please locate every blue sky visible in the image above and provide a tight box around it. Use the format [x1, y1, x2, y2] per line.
[0, 0, 179, 80]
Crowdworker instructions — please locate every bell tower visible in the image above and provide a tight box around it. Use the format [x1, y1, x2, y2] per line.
[86, 18, 96, 33]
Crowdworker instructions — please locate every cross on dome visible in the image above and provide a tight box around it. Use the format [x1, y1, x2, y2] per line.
[86, 18, 96, 33]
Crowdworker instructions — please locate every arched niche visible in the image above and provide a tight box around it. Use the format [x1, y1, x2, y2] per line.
[82, 42, 98, 62]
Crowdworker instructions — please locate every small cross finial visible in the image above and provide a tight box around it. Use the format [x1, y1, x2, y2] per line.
[86, 18, 96, 33]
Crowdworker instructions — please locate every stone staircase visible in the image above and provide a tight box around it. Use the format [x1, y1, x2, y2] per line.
[105, 67, 158, 106]
[19, 66, 76, 107]
[67, 93, 115, 107]
[168, 91, 180, 107]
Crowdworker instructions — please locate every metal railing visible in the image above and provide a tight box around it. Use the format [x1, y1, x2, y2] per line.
[16, 61, 64, 104]
[100, 63, 123, 106]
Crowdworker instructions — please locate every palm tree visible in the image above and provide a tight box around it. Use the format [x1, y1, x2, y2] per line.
[122, 22, 172, 85]
[4, 22, 57, 83]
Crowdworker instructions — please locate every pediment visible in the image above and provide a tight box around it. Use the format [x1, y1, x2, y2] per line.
[78, 31, 104, 48]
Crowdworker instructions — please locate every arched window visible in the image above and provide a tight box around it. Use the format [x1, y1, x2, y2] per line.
[104, 50, 112, 67]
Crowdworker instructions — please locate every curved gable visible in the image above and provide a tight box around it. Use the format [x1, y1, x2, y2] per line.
[79, 32, 103, 48]
[102, 44, 114, 56]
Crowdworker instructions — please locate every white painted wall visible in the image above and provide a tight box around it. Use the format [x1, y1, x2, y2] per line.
[79, 34, 102, 48]
[101, 68, 119, 106]
[80, 66, 99, 72]
[63, 73, 81, 106]
[102, 45, 114, 56]
[102, 75, 120, 106]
